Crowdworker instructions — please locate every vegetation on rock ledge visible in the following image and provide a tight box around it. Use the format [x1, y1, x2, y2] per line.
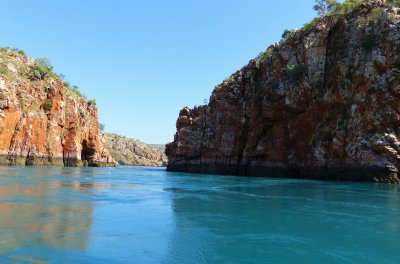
[0, 47, 98, 107]
[105, 133, 166, 166]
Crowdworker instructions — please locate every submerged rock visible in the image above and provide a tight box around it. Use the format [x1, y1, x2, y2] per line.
[166, 0, 400, 183]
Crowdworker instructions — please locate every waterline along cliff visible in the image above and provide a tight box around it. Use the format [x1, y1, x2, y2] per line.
[0, 48, 115, 167]
[166, 0, 400, 183]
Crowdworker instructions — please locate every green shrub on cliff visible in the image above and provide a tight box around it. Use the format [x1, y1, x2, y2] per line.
[70, 85, 84, 97]
[0, 47, 25, 57]
[369, 7, 384, 22]
[303, 0, 368, 33]
[19, 98, 26, 109]
[357, 17, 368, 25]
[358, 7, 384, 25]
[278, 0, 386, 52]
[257, 47, 274, 63]
[43, 99, 52, 111]
[313, 0, 340, 16]
[281, 29, 293, 39]
[31, 102, 40, 112]
[224, 76, 235, 83]
[0, 66, 9, 76]
[88, 99, 96, 106]
[63, 83, 83, 97]
[57, 74, 85, 98]
[388, 0, 400, 7]
[303, 17, 320, 33]
[313, 0, 363, 15]
[287, 64, 306, 82]
[30, 58, 55, 80]
[65, 85, 85, 98]
[334, 0, 363, 14]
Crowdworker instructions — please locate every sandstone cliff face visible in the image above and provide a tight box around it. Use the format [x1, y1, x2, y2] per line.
[167, 0, 400, 183]
[105, 133, 166, 166]
[0, 48, 115, 166]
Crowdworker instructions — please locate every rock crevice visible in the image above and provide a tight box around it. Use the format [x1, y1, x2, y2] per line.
[166, 1, 400, 183]
[0, 49, 115, 167]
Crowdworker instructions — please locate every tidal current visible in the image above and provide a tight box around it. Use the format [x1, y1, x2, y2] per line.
[0, 166, 399, 263]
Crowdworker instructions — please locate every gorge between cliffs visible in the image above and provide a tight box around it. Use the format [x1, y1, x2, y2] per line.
[2, 0, 400, 184]
[166, 0, 400, 184]
[2, 1, 400, 263]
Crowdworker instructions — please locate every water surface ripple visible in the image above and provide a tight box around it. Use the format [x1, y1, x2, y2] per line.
[0, 166, 399, 263]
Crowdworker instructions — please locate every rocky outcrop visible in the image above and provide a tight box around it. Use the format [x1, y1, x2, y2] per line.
[0, 48, 115, 166]
[105, 133, 166, 166]
[167, 0, 400, 183]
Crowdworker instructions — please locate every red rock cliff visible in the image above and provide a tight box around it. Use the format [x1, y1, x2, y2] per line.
[166, 0, 400, 183]
[0, 48, 115, 166]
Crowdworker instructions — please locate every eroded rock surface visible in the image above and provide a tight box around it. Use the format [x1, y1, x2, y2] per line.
[106, 133, 166, 166]
[167, 1, 400, 183]
[0, 49, 115, 166]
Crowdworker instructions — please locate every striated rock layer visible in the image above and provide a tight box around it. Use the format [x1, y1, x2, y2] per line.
[0, 49, 115, 167]
[105, 133, 166, 166]
[167, 1, 400, 183]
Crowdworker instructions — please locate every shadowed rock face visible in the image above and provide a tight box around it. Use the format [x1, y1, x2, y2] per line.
[0, 49, 115, 167]
[167, 1, 400, 183]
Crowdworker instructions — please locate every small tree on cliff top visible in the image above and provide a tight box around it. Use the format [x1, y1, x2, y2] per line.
[313, 0, 340, 16]
[30, 57, 54, 80]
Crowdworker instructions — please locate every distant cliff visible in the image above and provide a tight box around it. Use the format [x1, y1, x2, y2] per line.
[149, 144, 167, 159]
[0, 48, 115, 166]
[105, 133, 166, 166]
[167, 0, 400, 183]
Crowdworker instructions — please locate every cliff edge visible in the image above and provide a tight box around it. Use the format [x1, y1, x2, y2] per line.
[0, 48, 115, 166]
[166, 0, 400, 183]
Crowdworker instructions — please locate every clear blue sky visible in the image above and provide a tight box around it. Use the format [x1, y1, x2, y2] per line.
[0, 0, 318, 144]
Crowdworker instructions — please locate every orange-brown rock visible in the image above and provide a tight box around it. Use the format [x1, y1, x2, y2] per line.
[167, 1, 400, 183]
[0, 48, 115, 167]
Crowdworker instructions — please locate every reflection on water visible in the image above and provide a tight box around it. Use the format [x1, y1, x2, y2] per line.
[0, 166, 175, 263]
[0, 166, 399, 263]
[0, 167, 96, 262]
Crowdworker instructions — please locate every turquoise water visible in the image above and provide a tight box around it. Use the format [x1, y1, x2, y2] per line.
[0, 167, 399, 263]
